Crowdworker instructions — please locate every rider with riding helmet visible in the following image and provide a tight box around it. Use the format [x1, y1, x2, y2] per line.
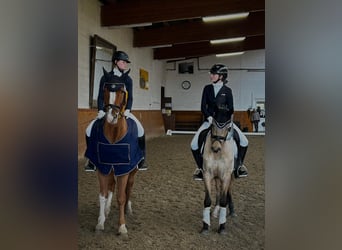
[84, 50, 148, 171]
[191, 64, 248, 180]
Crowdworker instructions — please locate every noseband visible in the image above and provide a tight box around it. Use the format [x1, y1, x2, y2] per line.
[104, 103, 122, 111]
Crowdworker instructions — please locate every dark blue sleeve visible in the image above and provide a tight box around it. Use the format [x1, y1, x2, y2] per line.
[201, 85, 211, 119]
[97, 76, 106, 111]
[125, 76, 133, 110]
[226, 87, 234, 114]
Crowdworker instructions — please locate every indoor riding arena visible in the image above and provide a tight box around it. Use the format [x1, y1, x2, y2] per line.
[78, 133, 264, 249]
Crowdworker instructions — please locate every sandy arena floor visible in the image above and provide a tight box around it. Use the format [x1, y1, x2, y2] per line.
[78, 134, 264, 250]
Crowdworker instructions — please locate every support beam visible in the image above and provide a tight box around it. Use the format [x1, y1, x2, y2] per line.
[154, 35, 265, 60]
[101, 0, 265, 26]
[134, 11, 264, 47]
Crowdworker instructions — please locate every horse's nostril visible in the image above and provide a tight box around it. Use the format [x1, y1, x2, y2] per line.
[211, 147, 221, 153]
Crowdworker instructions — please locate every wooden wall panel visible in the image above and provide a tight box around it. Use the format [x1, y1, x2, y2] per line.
[78, 109, 165, 158]
[170, 110, 252, 132]
[131, 110, 165, 139]
[234, 111, 253, 132]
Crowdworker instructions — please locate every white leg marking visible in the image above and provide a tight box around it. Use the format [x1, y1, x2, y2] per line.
[219, 207, 227, 225]
[118, 224, 128, 235]
[96, 194, 107, 231]
[203, 207, 211, 226]
[105, 191, 113, 217]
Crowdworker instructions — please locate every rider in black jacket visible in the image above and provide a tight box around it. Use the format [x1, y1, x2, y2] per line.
[191, 64, 249, 180]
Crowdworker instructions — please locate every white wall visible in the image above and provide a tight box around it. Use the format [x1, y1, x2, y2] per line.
[164, 50, 265, 111]
[78, 0, 165, 110]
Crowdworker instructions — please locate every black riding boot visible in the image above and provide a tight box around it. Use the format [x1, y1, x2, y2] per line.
[84, 135, 96, 172]
[192, 149, 203, 180]
[138, 134, 148, 170]
[234, 146, 248, 178]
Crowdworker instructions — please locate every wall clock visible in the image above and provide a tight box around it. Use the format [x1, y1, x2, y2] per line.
[181, 80, 191, 90]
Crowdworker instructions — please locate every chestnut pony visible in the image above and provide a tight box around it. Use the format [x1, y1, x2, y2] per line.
[88, 83, 142, 236]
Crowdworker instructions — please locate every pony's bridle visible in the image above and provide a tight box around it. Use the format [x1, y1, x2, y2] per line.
[103, 83, 127, 117]
[210, 119, 232, 144]
[104, 103, 122, 111]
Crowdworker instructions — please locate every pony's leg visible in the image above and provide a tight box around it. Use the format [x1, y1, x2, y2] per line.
[105, 171, 115, 217]
[213, 179, 221, 218]
[97, 171, 109, 197]
[116, 174, 129, 235]
[96, 172, 109, 231]
[201, 175, 212, 234]
[125, 168, 138, 215]
[212, 202, 220, 218]
[96, 194, 107, 231]
[227, 183, 236, 217]
[218, 176, 232, 234]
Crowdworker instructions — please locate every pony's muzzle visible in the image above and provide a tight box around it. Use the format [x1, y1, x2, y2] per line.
[211, 141, 222, 153]
[211, 147, 221, 153]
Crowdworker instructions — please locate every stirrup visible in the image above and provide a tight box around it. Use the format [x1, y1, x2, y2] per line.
[236, 165, 248, 178]
[138, 160, 148, 171]
[193, 168, 203, 181]
[84, 160, 96, 172]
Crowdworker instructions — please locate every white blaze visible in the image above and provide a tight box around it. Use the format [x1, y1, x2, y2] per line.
[109, 92, 116, 105]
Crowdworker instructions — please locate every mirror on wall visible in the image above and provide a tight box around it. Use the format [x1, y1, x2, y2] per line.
[89, 35, 116, 108]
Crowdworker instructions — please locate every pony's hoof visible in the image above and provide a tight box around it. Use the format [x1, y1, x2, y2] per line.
[117, 232, 129, 240]
[229, 212, 237, 217]
[218, 224, 227, 235]
[200, 228, 210, 235]
[117, 224, 128, 235]
[95, 224, 104, 231]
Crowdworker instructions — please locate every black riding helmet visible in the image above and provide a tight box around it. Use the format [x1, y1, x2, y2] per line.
[210, 64, 228, 81]
[112, 50, 131, 63]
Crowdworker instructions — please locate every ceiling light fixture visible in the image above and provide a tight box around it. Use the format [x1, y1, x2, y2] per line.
[216, 51, 245, 57]
[149, 44, 173, 49]
[109, 22, 153, 28]
[210, 37, 246, 44]
[202, 12, 249, 22]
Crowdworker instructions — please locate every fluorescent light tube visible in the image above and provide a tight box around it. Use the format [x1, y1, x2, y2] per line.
[210, 37, 246, 44]
[216, 52, 245, 57]
[202, 12, 249, 22]
[109, 22, 153, 28]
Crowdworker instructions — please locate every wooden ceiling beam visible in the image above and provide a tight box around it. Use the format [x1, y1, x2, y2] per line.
[101, 0, 265, 26]
[153, 35, 265, 60]
[134, 11, 264, 47]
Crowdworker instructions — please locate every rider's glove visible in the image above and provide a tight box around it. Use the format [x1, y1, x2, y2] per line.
[207, 116, 213, 124]
[97, 110, 106, 119]
[124, 109, 131, 117]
